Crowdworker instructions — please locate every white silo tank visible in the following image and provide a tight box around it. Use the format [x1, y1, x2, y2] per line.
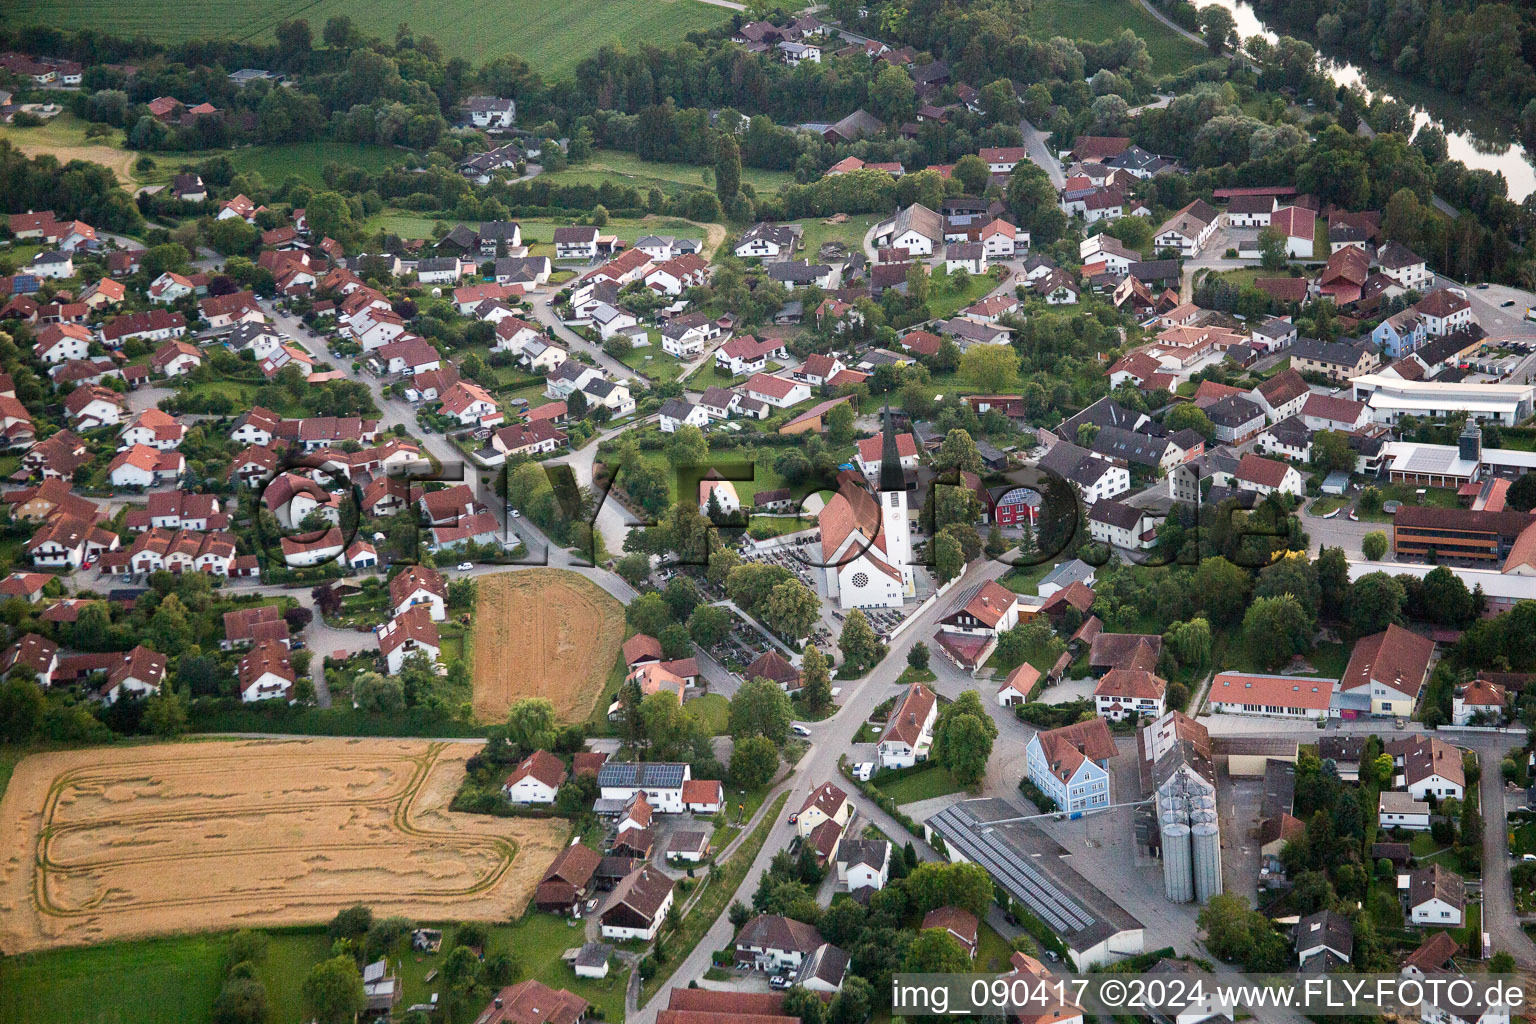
[1161, 811, 1193, 903]
[1191, 817, 1222, 903]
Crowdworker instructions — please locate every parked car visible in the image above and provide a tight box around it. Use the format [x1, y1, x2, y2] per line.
[853, 762, 874, 781]
[792, 724, 811, 737]
[456, 562, 473, 571]
[769, 975, 792, 990]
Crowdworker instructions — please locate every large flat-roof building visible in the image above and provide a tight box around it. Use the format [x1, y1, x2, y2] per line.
[924, 798, 1144, 968]
[1349, 375, 1536, 427]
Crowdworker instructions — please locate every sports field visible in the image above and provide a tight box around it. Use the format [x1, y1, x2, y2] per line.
[0, 738, 568, 953]
[5, 0, 730, 78]
[470, 569, 625, 722]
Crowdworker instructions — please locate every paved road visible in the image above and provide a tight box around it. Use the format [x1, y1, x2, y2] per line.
[1018, 118, 1065, 189]
[527, 289, 638, 382]
[629, 558, 1010, 1024]
[1136, 0, 1206, 45]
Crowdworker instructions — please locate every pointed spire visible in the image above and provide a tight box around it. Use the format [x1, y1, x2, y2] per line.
[879, 405, 904, 492]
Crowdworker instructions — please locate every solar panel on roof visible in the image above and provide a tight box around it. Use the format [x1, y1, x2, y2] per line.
[928, 805, 1098, 937]
[1401, 448, 1459, 473]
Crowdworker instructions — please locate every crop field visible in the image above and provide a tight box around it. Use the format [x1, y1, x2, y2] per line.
[470, 569, 625, 722]
[6, 0, 729, 78]
[0, 738, 568, 954]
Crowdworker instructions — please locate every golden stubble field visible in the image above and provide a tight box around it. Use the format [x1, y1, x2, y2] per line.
[471, 569, 625, 722]
[0, 738, 569, 954]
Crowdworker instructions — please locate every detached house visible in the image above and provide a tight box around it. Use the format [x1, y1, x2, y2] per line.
[390, 565, 447, 620]
[878, 683, 937, 768]
[1154, 200, 1219, 257]
[503, 749, 568, 804]
[1025, 717, 1116, 814]
[599, 867, 674, 941]
[377, 607, 441, 673]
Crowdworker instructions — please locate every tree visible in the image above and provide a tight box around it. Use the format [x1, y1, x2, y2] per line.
[1257, 227, 1287, 269]
[1422, 565, 1473, 627]
[934, 530, 963, 582]
[826, 402, 856, 445]
[800, 646, 833, 714]
[628, 592, 674, 636]
[505, 698, 558, 752]
[1243, 594, 1312, 669]
[666, 425, 708, 467]
[212, 978, 270, 1024]
[1254, 555, 1320, 629]
[828, 975, 874, 1024]
[1199, 4, 1237, 50]
[934, 429, 983, 475]
[144, 689, 189, 737]
[354, 672, 405, 712]
[1310, 430, 1355, 474]
[1509, 472, 1536, 512]
[1164, 618, 1212, 668]
[1195, 556, 1252, 624]
[1005, 161, 1068, 244]
[616, 551, 651, 586]
[931, 690, 997, 787]
[904, 861, 993, 917]
[952, 154, 989, 195]
[904, 928, 973, 973]
[838, 610, 882, 673]
[687, 604, 732, 647]
[1349, 572, 1407, 636]
[730, 734, 780, 788]
[659, 623, 692, 660]
[0, 677, 45, 742]
[908, 642, 930, 671]
[328, 904, 373, 941]
[301, 956, 365, 1024]
[760, 580, 820, 640]
[729, 677, 793, 744]
[1362, 531, 1388, 561]
[713, 132, 741, 206]
[1164, 403, 1215, 441]
[1491, 951, 1516, 974]
[959, 345, 1020, 394]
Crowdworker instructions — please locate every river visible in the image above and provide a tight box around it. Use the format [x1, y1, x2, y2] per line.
[1198, 0, 1536, 202]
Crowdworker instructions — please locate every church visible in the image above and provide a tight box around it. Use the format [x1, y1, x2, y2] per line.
[817, 412, 916, 610]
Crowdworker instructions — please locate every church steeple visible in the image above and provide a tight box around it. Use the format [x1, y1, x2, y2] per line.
[878, 406, 904, 492]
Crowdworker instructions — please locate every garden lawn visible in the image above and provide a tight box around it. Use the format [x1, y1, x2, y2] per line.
[685, 692, 730, 735]
[873, 763, 965, 804]
[1358, 484, 1461, 523]
[1512, 820, 1536, 856]
[542, 149, 795, 197]
[1026, 0, 1208, 74]
[5, 0, 729, 78]
[618, 341, 687, 384]
[797, 214, 883, 258]
[227, 142, 409, 187]
[925, 271, 1008, 320]
[999, 558, 1062, 596]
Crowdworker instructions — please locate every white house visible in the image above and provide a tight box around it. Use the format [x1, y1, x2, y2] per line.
[795, 781, 852, 839]
[836, 839, 890, 892]
[1232, 453, 1304, 498]
[553, 226, 600, 261]
[501, 749, 566, 804]
[390, 565, 447, 621]
[376, 607, 440, 673]
[1087, 499, 1158, 550]
[872, 204, 943, 256]
[878, 683, 937, 768]
[1405, 865, 1463, 926]
[1153, 200, 1219, 257]
[464, 95, 516, 128]
[1379, 791, 1431, 831]
[1092, 668, 1166, 721]
[658, 398, 710, 433]
[599, 867, 674, 941]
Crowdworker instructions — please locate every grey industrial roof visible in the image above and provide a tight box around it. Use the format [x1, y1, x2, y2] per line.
[925, 798, 1142, 954]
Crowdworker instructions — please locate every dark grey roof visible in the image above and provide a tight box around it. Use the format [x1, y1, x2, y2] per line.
[1057, 397, 1151, 439]
[796, 942, 850, 987]
[1039, 441, 1113, 487]
[1128, 259, 1179, 283]
[925, 799, 1143, 956]
[1295, 909, 1353, 961]
[1088, 499, 1143, 529]
[837, 838, 889, 870]
[1291, 336, 1371, 367]
[574, 942, 611, 968]
[1090, 425, 1169, 467]
[1205, 394, 1264, 427]
[768, 261, 830, 284]
[658, 399, 697, 421]
[1262, 415, 1312, 448]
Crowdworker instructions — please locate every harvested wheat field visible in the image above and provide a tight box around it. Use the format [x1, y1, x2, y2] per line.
[472, 569, 625, 722]
[0, 738, 569, 954]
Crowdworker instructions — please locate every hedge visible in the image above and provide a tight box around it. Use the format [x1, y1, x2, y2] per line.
[188, 700, 486, 737]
